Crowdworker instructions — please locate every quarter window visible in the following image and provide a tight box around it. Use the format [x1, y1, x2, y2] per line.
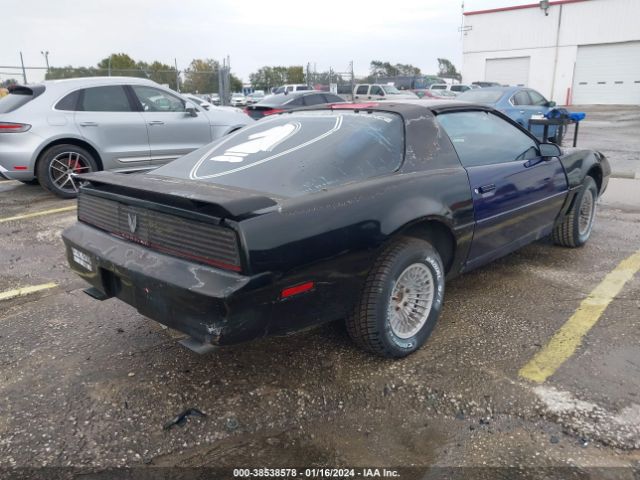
[80, 86, 132, 112]
[55, 90, 81, 111]
[132, 86, 185, 112]
[437, 111, 539, 167]
[356, 85, 368, 95]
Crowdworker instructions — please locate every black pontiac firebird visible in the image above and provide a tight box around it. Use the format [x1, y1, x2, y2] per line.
[62, 101, 610, 358]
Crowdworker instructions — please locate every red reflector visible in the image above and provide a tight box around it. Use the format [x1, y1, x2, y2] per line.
[331, 102, 379, 109]
[263, 108, 285, 116]
[280, 281, 315, 299]
[14, 166, 28, 170]
[0, 122, 31, 132]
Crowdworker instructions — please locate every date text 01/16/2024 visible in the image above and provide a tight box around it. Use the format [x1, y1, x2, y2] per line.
[233, 468, 400, 478]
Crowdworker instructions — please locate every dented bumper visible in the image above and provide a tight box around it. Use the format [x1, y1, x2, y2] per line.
[62, 223, 362, 348]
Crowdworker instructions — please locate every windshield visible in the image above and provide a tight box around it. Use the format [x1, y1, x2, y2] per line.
[431, 84, 447, 90]
[457, 89, 505, 104]
[161, 111, 405, 197]
[381, 85, 402, 94]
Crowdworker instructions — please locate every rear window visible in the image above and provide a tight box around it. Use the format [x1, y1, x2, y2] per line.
[258, 94, 301, 106]
[457, 89, 504, 104]
[0, 92, 35, 113]
[175, 111, 404, 196]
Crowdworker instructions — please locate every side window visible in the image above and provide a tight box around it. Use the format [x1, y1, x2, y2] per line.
[437, 111, 539, 167]
[55, 90, 81, 111]
[356, 85, 368, 95]
[303, 94, 326, 106]
[512, 91, 531, 106]
[370, 86, 384, 96]
[132, 86, 185, 112]
[323, 94, 343, 103]
[286, 97, 304, 107]
[79, 86, 132, 112]
[528, 90, 548, 106]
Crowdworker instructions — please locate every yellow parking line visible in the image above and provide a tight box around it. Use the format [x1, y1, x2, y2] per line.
[0, 205, 76, 223]
[0, 282, 58, 301]
[519, 250, 640, 383]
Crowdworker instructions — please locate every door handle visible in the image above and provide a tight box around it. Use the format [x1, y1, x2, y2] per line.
[148, 120, 164, 126]
[476, 184, 496, 194]
[79, 122, 98, 127]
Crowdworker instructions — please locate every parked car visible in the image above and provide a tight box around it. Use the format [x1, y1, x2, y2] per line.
[0, 77, 253, 197]
[271, 84, 312, 95]
[456, 86, 560, 142]
[246, 91, 265, 105]
[414, 90, 458, 99]
[209, 93, 221, 106]
[183, 93, 213, 110]
[230, 93, 247, 107]
[353, 84, 418, 101]
[243, 91, 345, 119]
[450, 84, 472, 93]
[62, 101, 609, 358]
[472, 81, 502, 88]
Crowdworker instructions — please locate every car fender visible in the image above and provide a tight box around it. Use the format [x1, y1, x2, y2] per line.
[31, 132, 102, 167]
[558, 148, 610, 191]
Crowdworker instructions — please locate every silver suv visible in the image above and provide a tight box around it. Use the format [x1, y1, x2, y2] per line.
[0, 77, 253, 198]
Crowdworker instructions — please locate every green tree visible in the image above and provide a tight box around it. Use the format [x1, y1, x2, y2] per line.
[46, 66, 99, 80]
[1, 78, 19, 87]
[145, 61, 179, 90]
[369, 60, 421, 79]
[96, 53, 144, 76]
[182, 58, 219, 93]
[249, 65, 307, 92]
[286, 66, 305, 84]
[437, 58, 461, 81]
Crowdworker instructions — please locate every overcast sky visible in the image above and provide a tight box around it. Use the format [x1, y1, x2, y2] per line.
[3, 0, 524, 84]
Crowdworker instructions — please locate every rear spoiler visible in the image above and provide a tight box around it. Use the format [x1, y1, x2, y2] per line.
[78, 171, 280, 218]
[8, 84, 46, 98]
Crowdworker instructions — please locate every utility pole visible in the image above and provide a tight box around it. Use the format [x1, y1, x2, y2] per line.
[108, 54, 113, 76]
[19, 52, 27, 84]
[174, 58, 180, 92]
[40, 51, 50, 76]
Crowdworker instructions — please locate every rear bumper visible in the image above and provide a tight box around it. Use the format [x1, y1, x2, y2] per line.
[0, 131, 40, 180]
[62, 222, 362, 347]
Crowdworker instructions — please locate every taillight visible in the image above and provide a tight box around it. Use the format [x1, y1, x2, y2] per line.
[243, 107, 250, 114]
[0, 122, 31, 133]
[263, 108, 285, 116]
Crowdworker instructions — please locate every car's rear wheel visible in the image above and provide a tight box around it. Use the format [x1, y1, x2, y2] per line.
[346, 237, 445, 358]
[37, 145, 98, 199]
[553, 176, 598, 247]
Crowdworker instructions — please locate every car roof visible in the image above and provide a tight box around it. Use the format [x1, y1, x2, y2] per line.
[296, 99, 494, 117]
[42, 76, 158, 87]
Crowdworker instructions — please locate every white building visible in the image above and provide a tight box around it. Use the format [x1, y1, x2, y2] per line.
[461, 0, 640, 105]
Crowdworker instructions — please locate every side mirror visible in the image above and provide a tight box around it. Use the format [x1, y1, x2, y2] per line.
[539, 142, 561, 158]
[547, 100, 556, 107]
[185, 106, 198, 117]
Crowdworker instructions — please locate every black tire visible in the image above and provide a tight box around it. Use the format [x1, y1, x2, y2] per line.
[553, 176, 598, 248]
[36, 144, 98, 199]
[346, 237, 445, 358]
[19, 179, 40, 185]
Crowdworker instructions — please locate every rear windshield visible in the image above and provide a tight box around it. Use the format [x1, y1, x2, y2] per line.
[257, 95, 298, 106]
[0, 93, 34, 113]
[167, 111, 404, 197]
[457, 89, 504, 104]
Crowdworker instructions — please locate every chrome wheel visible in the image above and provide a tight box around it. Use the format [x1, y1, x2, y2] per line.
[49, 151, 92, 193]
[388, 262, 435, 339]
[578, 188, 595, 236]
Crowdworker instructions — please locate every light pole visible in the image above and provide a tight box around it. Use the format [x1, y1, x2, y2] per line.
[41, 51, 50, 78]
[108, 54, 113, 76]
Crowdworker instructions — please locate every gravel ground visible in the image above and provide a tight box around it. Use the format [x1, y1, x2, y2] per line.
[1, 107, 639, 478]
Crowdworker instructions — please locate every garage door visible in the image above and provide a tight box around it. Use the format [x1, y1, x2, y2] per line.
[485, 57, 530, 86]
[573, 42, 640, 105]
